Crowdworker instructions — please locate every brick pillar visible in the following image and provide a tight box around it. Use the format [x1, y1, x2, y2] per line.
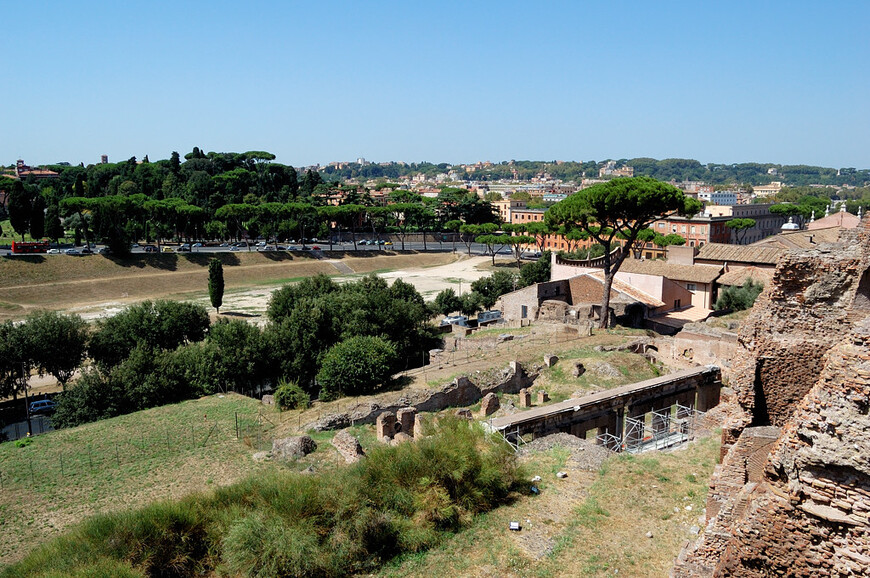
[519, 389, 532, 408]
[376, 411, 397, 442]
[537, 391, 550, 404]
[396, 407, 416, 437]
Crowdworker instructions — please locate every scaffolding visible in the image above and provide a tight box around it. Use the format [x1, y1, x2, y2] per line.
[596, 404, 705, 454]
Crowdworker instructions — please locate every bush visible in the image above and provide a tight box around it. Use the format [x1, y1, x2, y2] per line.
[519, 250, 551, 287]
[715, 279, 764, 311]
[3, 419, 522, 578]
[317, 336, 398, 400]
[273, 380, 310, 411]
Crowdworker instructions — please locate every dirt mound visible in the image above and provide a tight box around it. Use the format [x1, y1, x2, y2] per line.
[518, 432, 612, 471]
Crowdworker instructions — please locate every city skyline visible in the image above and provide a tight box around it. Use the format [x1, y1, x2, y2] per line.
[4, 1, 869, 169]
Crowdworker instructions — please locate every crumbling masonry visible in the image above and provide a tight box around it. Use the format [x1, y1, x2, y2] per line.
[674, 220, 870, 576]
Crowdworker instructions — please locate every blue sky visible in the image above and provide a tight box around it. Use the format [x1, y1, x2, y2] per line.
[4, 1, 868, 169]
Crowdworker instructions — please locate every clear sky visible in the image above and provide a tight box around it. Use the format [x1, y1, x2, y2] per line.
[4, 1, 868, 169]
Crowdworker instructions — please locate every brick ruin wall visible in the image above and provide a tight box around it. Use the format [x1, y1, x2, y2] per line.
[713, 317, 870, 576]
[674, 221, 870, 576]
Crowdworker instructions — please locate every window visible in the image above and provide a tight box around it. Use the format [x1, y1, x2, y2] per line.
[521, 305, 528, 319]
[691, 226, 696, 234]
[687, 283, 697, 292]
[658, 223, 665, 229]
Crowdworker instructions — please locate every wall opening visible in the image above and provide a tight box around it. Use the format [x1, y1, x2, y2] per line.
[750, 358, 771, 426]
[852, 267, 870, 311]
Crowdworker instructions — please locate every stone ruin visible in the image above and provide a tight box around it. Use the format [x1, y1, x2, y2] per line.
[376, 407, 420, 443]
[480, 392, 500, 416]
[673, 220, 870, 576]
[308, 361, 537, 432]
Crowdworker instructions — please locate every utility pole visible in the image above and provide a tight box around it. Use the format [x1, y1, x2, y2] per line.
[21, 362, 32, 437]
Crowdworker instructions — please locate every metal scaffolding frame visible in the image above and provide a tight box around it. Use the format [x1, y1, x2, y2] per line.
[596, 404, 705, 454]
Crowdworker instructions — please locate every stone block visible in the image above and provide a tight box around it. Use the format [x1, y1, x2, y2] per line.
[544, 354, 559, 367]
[519, 388, 532, 408]
[571, 362, 586, 378]
[480, 392, 500, 416]
[376, 411, 398, 442]
[261, 394, 274, 405]
[391, 432, 413, 445]
[272, 436, 317, 461]
[455, 408, 473, 420]
[396, 407, 417, 437]
[537, 391, 550, 404]
[413, 413, 426, 437]
[332, 430, 365, 463]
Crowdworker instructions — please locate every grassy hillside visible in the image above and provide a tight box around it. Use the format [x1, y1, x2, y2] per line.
[2, 417, 522, 577]
[0, 394, 278, 565]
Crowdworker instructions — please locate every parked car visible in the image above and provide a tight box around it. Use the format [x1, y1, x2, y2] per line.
[162, 246, 174, 253]
[384, 241, 393, 246]
[143, 245, 158, 253]
[177, 244, 191, 252]
[440, 315, 469, 327]
[311, 245, 321, 251]
[80, 248, 94, 254]
[47, 248, 61, 254]
[218, 242, 229, 247]
[230, 245, 242, 251]
[29, 400, 56, 415]
[287, 246, 299, 251]
[259, 245, 275, 251]
[64, 248, 80, 255]
[98, 247, 111, 255]
[192, 242, 203, 248]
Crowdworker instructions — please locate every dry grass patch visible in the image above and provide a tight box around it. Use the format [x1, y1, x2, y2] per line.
[378, 433, 720, 578]
[0, 394, 278, 566]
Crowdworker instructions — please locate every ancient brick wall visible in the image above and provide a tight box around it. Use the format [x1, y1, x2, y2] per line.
[713, 317, 870, 576]
[673, 220, 870, 576]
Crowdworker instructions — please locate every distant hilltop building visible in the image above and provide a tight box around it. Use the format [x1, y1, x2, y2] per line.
[101, 155, 108, 164]
[599, 160, 634, 178]
[13, 159, 58, 180]
[752, 181, 782, 198]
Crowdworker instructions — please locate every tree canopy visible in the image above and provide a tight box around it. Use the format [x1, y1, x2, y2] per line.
[546, 177, 701, 327]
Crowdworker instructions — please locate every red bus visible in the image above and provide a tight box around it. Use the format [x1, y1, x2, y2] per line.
[11, 241, 50, 254]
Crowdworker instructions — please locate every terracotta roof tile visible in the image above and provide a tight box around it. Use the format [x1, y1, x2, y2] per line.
[695, 243, 784, 265]
[617, 258, 722, 284]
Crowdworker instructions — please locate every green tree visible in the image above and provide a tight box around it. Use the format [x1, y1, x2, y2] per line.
[715, 279, 764, 311]
[546, 176, 700, 328]
[89, 300, 209, 369]
[7, 180, 32, 240]
[208, 258, 225, 314]
[45, 203, 64, 242]
[21, 310, 88, 390]
[433, 288, 462, 315]
[29, 193, 46, 239]
[317, 336, 398, 399]
[519, 251, 552, 287]
[725, 218, 756, 245]
[471, 271, 518, 309]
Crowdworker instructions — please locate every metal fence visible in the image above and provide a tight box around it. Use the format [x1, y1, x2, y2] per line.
[0, 411, 275, 490]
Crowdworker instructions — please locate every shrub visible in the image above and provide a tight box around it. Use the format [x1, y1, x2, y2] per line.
[2, 419, 522, 578]
[715, 279, 764, 311]
[273, 380, 310, 411]
[317, 336, 398, 399]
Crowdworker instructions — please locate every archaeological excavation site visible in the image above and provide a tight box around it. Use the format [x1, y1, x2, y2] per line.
[672, 219, 870, 576]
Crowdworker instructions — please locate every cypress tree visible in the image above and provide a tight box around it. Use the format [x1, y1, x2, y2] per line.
[208, 258, 224, 314]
